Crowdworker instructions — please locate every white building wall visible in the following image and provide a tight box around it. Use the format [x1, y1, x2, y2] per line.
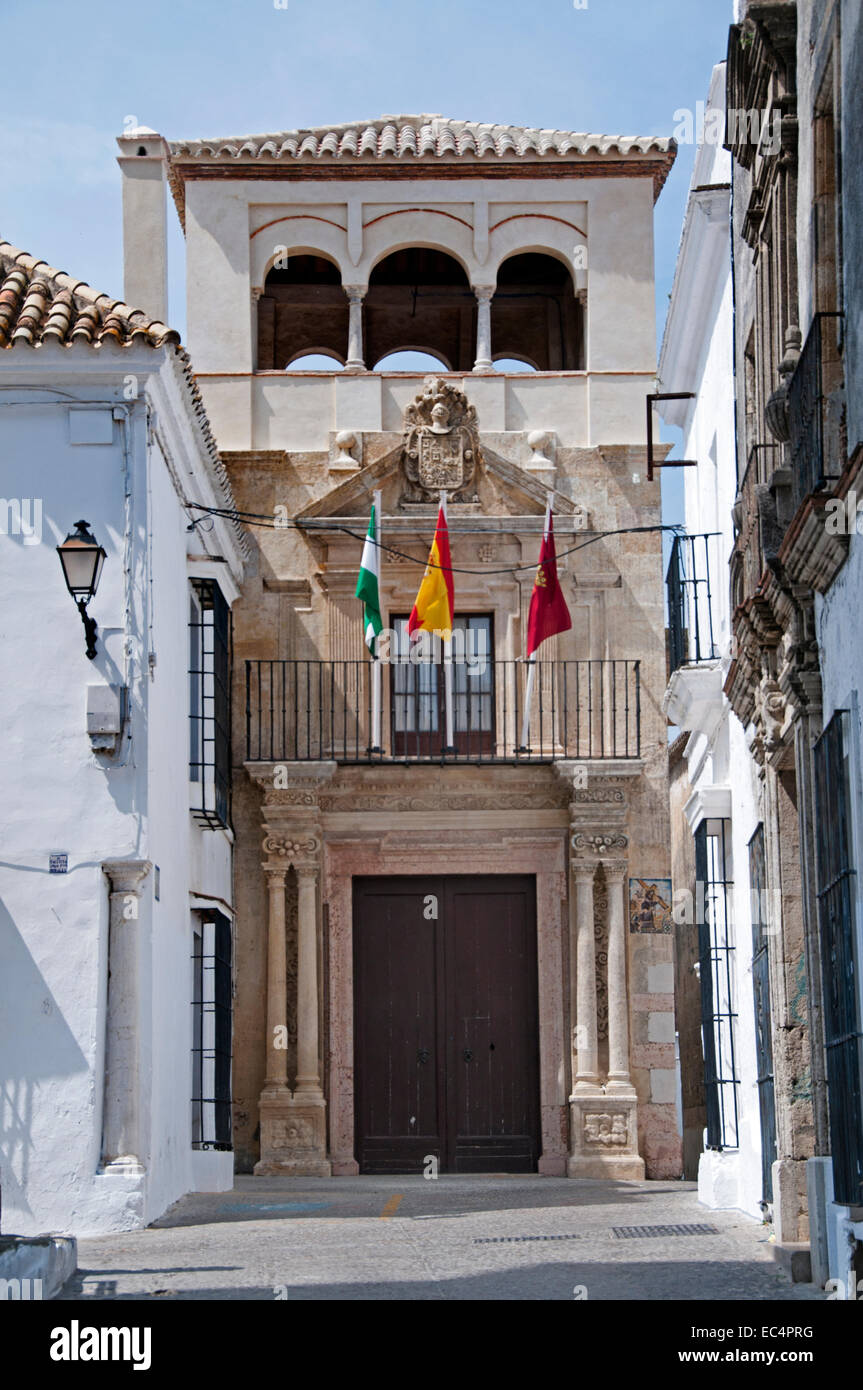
[0, 348, 241, 1236]
[660, 64, 767, 1225]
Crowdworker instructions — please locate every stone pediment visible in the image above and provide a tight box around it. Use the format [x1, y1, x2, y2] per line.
[293, 443, 576, 523]
[295, 376, 579, 522]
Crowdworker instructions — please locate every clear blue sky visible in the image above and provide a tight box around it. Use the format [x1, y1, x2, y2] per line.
[0, 0, 733, 521]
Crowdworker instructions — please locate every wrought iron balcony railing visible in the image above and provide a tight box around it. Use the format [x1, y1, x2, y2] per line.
[788, 311, 845, 511]
[245, 658, 641, 764]
[666, 534, 720, 677]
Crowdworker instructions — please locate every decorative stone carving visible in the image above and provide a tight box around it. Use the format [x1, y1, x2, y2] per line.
[317, 791, 568, 813]
[583, 1111, 628, 1146]
[526, 430, 554, 471]
[266, 790, 319, 808]
[594, 866, 609, 1045]
[571, 831, 628, 856]
[263, 834, 320, 866]
[401, 378, 481, 503]
[331, 430, 360, 473]
[567, 1095, 644, 1179]
[477, 542, 498, 564]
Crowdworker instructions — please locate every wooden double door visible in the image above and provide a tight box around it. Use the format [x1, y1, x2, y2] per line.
[353, 875, 540, 1173]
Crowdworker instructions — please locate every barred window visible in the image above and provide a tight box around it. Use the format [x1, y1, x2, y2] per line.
[189, 578, 231, 829]
[695, 818, 740, 1149]
[191, 912, 233, 1151]
[814, 711, 863, 1205]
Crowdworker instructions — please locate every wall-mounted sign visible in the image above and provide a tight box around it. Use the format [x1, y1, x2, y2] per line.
[49, 853, 68, 875]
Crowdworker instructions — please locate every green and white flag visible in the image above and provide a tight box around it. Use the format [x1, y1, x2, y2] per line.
[355, 503, 383, 654]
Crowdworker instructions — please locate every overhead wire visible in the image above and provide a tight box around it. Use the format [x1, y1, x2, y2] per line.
[184, 501, 694, 576]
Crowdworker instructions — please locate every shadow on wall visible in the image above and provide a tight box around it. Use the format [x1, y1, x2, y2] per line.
[0, 895, 89, 1225]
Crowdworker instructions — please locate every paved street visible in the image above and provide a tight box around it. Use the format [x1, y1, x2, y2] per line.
[61, 1177, 824, 1301]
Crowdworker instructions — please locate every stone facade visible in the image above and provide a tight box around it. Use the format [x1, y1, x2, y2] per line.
[126, 113, 681, 1182]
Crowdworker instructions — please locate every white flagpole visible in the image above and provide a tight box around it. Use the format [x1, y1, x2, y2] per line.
[519, 664, 536, 752]
[441, 489, 455, 752]
[519, 499, 552, 752]
[371, 488, 382, 752]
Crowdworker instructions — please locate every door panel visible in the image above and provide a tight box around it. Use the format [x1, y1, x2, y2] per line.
[353, 880, 443, 1172]
[446, 877, 539, 1172]
[353, 875, 539, 1173]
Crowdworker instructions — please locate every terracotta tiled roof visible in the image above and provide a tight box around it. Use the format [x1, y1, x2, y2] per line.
[169, 114, 674, 163]
[0, 241, 179, 349]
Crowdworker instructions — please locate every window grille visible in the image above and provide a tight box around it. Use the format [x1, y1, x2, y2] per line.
[749, 823, 776, 1203]
[191, 912, 233, 1151]
[695, 819, 740, 1149]
[814, 711, 863, 1206]
[189, 578, 231, 829]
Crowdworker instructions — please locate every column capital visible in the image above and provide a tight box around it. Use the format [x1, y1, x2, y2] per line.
[571, 831, 628, 857]
[571, 860, 598, 884]
[294, 862, 319, 882]
[102, 859, 152, 896]
[262, 864, 288, 886]
[603, 859, 629, 882]
[263, 834, 321, 870]
[473, 284, 495, 302]
[343, 284, 366, 304]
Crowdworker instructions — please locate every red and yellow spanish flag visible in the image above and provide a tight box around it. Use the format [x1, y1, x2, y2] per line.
[408, 504, 455, 641]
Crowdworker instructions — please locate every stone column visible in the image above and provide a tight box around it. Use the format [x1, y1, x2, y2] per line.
[294, 864, 323, 1099]
[604, 859, 636, 1095]
[250, 761, 336, 1178]
[473, 286, 494, 371]
[571, 861, 600, 1093]
[101, 859, 151, 1175]
[263, 867, 289, 1092]
[344, 286, 366, 371]
[567, 841, 643, 1179]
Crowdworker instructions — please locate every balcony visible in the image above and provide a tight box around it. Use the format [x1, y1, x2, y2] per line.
[664, 534, 724, 735]
[788, 311, 845, 512]
[666, 534, 720, 678]
[245, 658, 641, 765]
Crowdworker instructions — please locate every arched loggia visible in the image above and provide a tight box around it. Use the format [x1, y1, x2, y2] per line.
[257, 255, 347, 369]
[364, 249, 475, 373]
[491, 253, 584, 370]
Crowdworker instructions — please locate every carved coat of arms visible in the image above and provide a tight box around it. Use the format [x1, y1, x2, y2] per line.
[401, 379, 481, 504]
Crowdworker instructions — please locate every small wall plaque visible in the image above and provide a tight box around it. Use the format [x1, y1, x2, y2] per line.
[154, 866, 160, 901]
[49, 853, 68, 875]
[629, 877, 673, 934]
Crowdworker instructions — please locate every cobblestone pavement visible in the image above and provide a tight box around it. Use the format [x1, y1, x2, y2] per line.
[62, 1177, 826, 1301]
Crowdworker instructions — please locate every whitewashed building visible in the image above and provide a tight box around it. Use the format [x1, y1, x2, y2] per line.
[0, 234, 247, 1236]
[660, 66, 768, 1226]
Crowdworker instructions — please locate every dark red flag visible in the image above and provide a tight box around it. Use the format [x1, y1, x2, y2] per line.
[526, 506, 572, 657]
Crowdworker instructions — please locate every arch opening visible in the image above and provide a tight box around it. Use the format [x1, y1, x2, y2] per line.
[366, 249, 475, 373]
[374, 349, 452, 372]
[492, 253, 584, 371]
[257, 254, 347, 370]
[285, 350, 345, 371]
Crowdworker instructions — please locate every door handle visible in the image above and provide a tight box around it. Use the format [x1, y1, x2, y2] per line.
[463, 1048, 473, 1062]
[417, 1048, 430, 1065]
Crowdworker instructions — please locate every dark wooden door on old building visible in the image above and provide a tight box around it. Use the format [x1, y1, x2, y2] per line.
[353, 875, 539, 1173]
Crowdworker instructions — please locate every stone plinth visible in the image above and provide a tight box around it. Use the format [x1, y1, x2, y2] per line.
[254, 1093, 331, 1177]
[567, 1094, 645, 1180]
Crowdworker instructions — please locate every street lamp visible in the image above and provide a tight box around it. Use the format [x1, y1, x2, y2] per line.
[57, 520, 106, 659]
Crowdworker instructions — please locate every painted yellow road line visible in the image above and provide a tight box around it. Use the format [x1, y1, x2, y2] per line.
[380, 1194, 404, 1219]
